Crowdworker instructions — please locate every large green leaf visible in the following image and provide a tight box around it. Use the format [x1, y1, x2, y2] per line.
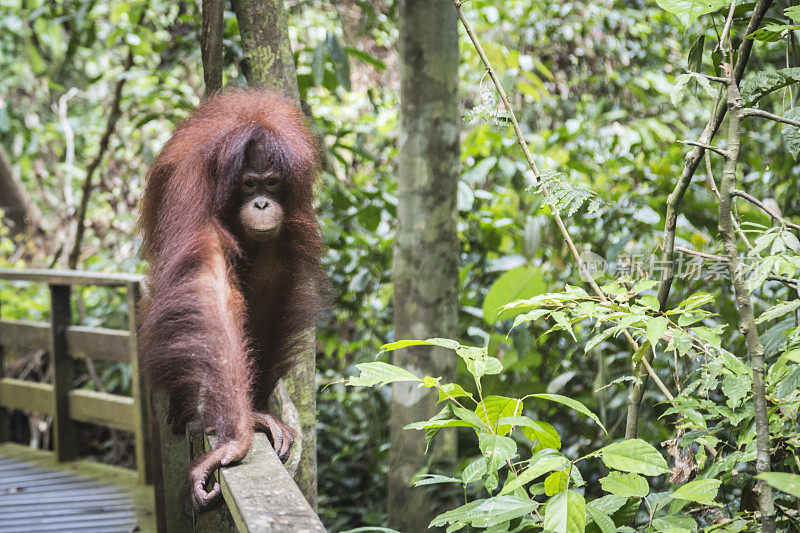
[498, 416, 561, 451]
[347, 362, 420, 387]
[545, 471, 569, 496]
[478, 433, 518, 464]
[645, 316, 669, 348]
[380, 337, 460, 352]
[544, 490, 586, 533]
[781, 108, 800, 160]
[530, 394, 607, 434]
[499, 455, 569, 495]
[655, 0, 728, 26]
[740, 68, 800, 105]
[599, 472, 649, 498]
[483, 265, 546, 325]
[476, 396, 523, 435]
[586, 504, 615, 533]
[598, 439, 669, 476]
[429, 496, 538, 529]
[757, 472, 800, 498]
[670, 478, 721, 506]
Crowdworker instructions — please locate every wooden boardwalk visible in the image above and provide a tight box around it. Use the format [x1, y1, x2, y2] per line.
[0, 443, 155, 533]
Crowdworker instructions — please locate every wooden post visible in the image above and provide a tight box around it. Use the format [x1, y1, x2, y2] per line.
[152, 396, 194, 533]
[49, 284, 77, 462]
[0, 296, 9, 442]
[128, 281, 153, 484]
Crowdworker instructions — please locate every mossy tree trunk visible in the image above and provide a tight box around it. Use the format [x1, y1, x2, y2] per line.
[389, 1, 460, 530]
[231, 0, 317, 508]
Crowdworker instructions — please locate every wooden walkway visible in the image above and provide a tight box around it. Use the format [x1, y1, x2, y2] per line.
[0, 443, 155, 533]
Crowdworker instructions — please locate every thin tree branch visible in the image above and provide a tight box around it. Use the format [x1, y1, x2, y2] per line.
[742, 107, 800, 128]
[705, 151, 752, 248]
[453, 0, 644, 351]
[676, 246, 797, 288]
[686, 71, 729, 84]
[635, 0, 773, 439]
[718, 63, 775, 532]
[731, 189, 800, 231]
[678, 140, 729, 158]
[201, 0, 225, 94]
[675, 246, 726, 261]
[67, 50, 133, 270]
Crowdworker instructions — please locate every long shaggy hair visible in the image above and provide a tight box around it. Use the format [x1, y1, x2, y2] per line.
[138, 88, 324, 441]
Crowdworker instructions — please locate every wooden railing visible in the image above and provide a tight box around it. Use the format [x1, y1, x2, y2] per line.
[0, 268, 152, 482]
[0, 269, 325, 532]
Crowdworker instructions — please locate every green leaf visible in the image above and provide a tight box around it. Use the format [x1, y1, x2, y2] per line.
[476, 396, 523, 436]
[430, 496, 538, 529]
[586, 504, 615, 533]
[343, 46, 386, 70]
[598, 439, 669, 476]
[478, 433, 518, 464]
[721, 374, 750, 408]
[740, 68, 800, 106]
[652, 515, 698, 532]
[586, 494, 628, 516]
[404, 404, 468, 452]
[452, 405, 489, 429]
[687, 35, 704, 72]
[646, 316, 669, 348]
[498, 416, 561, 451]
[380, 337, 460, 352]
[785, 349, 800, 363]
[311, 41, 326, 86]
[692, 326, 720, 348]
[437, 382, 473, 403]
[326, 32, 351, 91]
[543, 490, 586, 533]
[347, 362, 420, 387]
[462, 457, 487, 485]
[545, 471, 569, 496]
[483, 265, 546, 325]
[776, 366, 800, 398]
[530, 394, 607, 434]
[599, 472, 649, 498]
[755, 300, 800, 324]
[413, 474, 461, 487]
[585, 328, 616, 353]
[757, 472, 800, 498]
[669, 478, 721, 506]
[675, 292, 715, 311]
[499, 454, 569, 495]
[655, 0, 728, 26]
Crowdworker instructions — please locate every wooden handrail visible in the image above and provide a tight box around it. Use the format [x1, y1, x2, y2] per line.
[0, 269, 152, 483]
[200, 434, 325, 532]
[1, 269, 324, 531]
[0, 268, 143, 286]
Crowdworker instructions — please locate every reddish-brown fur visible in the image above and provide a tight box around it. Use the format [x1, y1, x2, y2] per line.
[138, 89, 324, 510]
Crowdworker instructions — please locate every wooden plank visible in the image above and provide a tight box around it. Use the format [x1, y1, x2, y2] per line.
[68, 390, 136, 432]
[0, 268, 143, 287]
[0, 442, 157, 533]
[0, 299, 8, 441]
[206, 433, 325, 533]
[127, 281, 153, 484]
[152, 396, 194, 533]
[0, 320, 130, 363]
[50, 284, 77, 462]
[0, 378, 55, 414]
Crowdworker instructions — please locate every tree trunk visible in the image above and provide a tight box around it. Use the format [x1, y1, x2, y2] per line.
[232, 0, 299, 100]
[0, 144, 42, 237]
[389, 1, 460, 530]
[231, 0, 317, 508]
